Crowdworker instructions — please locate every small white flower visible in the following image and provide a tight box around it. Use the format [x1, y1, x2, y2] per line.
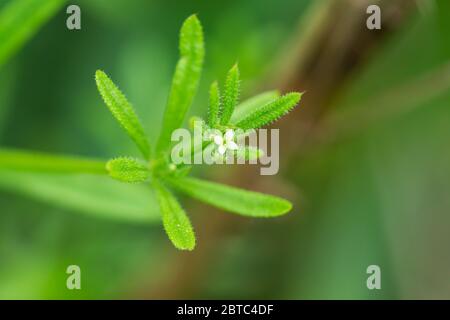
[211, 129, 238, 155]
[224, 129, 238, 151]
[213, 134, 223, 145]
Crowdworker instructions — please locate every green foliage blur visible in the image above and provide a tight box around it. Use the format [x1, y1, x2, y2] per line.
[0, 0, 449, 299]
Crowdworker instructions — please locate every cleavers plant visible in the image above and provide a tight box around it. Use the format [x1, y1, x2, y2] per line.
[0, 15, 302, 250]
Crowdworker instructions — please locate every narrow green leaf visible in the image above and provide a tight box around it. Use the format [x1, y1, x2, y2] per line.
[235, 146, 264, 161]
[0, 148, 106, 174]
[166, 176, 292, 217]
[156, 15, 205, 155]
[230, 90, 280, 125]
[153, 179, 196, 250]
[0, 171, 160, 224]
[235, 92, 302, 130]
[220, 64, 240, 125]
[0, 0, 65, 68]
[106, 157, 149, 183]
[95, 70, 151, 159]
[208, 81, 220, 127]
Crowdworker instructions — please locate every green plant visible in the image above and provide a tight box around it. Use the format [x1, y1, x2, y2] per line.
[0, 15, 302, 250]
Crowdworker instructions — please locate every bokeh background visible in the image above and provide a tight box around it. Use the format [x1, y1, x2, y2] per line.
[0, 0, 449, 299]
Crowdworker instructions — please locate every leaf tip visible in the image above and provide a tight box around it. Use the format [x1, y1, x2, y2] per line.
[185, 13, 200, 23]
[177, 239, 196, 251]
[279, 199, 293, 215]
[180, 14, 203, 41]
[95, 70, 111, 93]
[166, 220, 196, 251]
[95, 69, 106, 82]
[106, 157, 149, 183]
[287, 91, 302, 102]
[229, 63, 240, 78]
[266, 198, 293, 217]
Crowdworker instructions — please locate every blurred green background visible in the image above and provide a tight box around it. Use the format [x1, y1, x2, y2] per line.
[0, 0, 449, 299]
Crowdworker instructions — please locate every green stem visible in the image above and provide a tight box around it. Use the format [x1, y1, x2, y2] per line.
[0, 148, 107, 174]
